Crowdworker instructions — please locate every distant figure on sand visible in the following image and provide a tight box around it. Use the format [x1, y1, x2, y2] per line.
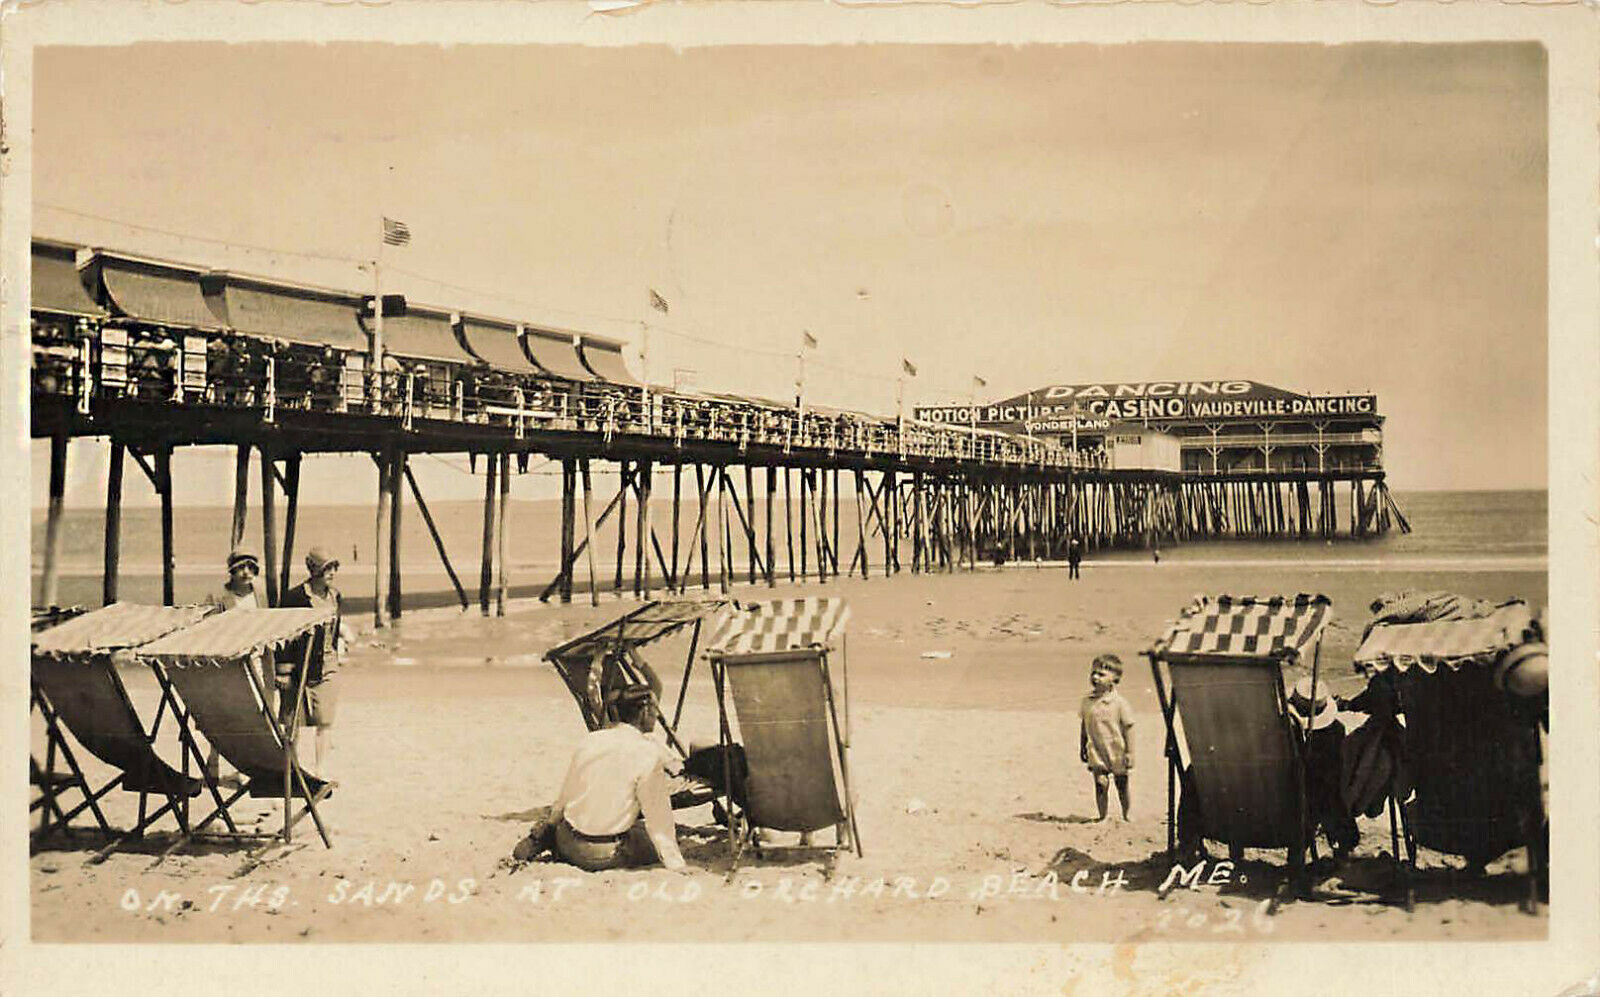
[1079, 653, 1135, 821]
[276, 546, 352, 779]
[1152, 548, 1161, 565]
[542, 684, 687, 872]
[204, 547, 262, 785]
[1067, 534, 1083, 580]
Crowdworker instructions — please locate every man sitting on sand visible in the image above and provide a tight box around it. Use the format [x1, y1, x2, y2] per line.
[541, 684, 688, 872]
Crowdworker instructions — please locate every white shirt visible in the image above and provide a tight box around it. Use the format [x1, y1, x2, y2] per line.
[553, 724, 685, 870]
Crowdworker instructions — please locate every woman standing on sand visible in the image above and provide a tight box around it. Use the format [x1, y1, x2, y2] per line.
[276, 546, 352, 779]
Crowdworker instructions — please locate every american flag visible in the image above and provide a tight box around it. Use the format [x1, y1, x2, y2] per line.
[381, 216, 411, 247]
[973, 374, 987, 389]
[802, 330, 818, 350]
[648, 288, 670, 314]
[901, 357, 918, 378]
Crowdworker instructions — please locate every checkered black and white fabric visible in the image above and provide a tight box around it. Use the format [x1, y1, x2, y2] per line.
[704, 598, 850, 655]
[1151, 594, 1332, 660]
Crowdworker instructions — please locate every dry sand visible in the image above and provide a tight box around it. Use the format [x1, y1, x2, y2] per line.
[30, 559, 1547, 943]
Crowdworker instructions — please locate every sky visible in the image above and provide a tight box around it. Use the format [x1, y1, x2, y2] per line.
[29, 41, 1547, 505]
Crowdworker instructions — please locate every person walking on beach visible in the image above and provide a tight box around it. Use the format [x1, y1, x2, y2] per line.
[546, 684, 688, 872]
[203, 547, 262, 785]
[1067, 534, 1084, 580]
[275, 546, 352, 779]
[1079, 653, 1135, 821]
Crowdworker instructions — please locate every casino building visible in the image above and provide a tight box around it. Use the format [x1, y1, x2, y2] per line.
[915, 380, 1383, 476]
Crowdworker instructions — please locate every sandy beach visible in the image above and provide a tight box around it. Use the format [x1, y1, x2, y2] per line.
[29, 558, 1547, 944]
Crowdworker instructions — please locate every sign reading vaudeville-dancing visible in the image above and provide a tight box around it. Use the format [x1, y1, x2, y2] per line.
[914, 380, 1379, 427]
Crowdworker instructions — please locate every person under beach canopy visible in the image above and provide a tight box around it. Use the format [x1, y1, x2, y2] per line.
[516, 683, 688, 873]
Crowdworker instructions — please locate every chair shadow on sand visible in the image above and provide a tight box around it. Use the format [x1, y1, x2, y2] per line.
[1015, 811, 1101, 825]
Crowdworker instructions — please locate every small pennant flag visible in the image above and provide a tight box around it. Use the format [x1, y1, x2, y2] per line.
[802, 330, 818, 350]
[381, 216, 412, 247]
[902, 357, 918, 378]
[973, 374, 987, 389]
[648, 288, 670, 314]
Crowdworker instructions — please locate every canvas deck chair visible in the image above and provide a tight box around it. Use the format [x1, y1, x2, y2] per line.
[1353, 600, 1546, 913]
[1146, 594, 1333, 894]
[544, 599, 729, 810]
[702, 597, 862, 862]
[31, 603, 214, 851]
[135, 607, 337, 849]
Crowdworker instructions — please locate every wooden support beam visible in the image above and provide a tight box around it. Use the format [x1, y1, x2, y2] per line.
[388, 450, 405, 619]
[714, 465, 729, 595]
[722, 471, 768, 579]
[158, 446, 175, 607]
[670, 463, 683, 591]
[784, 467, 796, 583]
[765, 466, 777, 588]
[103, 442, 124, 607]
[479, 452, 497, 617]
[743, 464, 757, 586]
[260, 446, 279, 608]
[799, 468, 810, 580]
[541, 469, 631, 602]
[636, 459, 654, 599]
[853, 470, 869, 579]
[580, 458, 600, 607]
[373, 449, 392, 627]
[698, 464, 712, 592]
[558, 459, 576, 604]
[615, 460, 629, 596]
[40, 431, 68, 607]
[279, 453, 302, 598]
[495, 452, 511, 616]
[832, 468, 841, 576]
[405, 463, 469, 611]
[231, 444, 250, 549]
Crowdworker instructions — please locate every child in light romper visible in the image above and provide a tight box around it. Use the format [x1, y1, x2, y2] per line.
[1079, 653, 1135, 821]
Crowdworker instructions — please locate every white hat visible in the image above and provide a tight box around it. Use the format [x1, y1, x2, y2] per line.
[1288, 676, 1338, 731]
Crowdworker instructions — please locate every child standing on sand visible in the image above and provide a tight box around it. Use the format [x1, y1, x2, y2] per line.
[1079, 653, 1135, 821]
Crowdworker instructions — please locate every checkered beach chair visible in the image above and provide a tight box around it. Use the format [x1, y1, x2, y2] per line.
[1146, 594, 1333, 890]
[703, 597, 861, 862]
[1354, 599, 1546, 912]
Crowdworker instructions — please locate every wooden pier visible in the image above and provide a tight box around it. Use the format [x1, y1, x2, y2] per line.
[29, 238, 1407, 624]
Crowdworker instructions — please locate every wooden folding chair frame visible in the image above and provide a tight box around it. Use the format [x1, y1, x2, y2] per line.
[1147, 643, 1320, 898]
[152, 627, 334, 854]
[709, 642, 863, 866]
[548, 608, 725, 812]
[30, 662, 200, 858]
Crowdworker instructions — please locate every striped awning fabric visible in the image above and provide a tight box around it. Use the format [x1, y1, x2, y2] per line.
[1354, 601, 1538, 674]
[704, 598, 851, 655]
[32, 603, 214, 658]
[1151, 594, 1332, 660]
[545, 599, 728, 662]
[135, 607, 334, 665]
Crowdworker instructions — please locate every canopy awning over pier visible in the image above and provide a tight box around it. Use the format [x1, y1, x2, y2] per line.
[579, 334, 639, 386]
[458, 314, 542, 376]
[32, 240, 107, 319]
[372, 306, 476, 364]
[523, 326, 594, 381]
[95, 253, 225, 332]
[204, 273, 367, 351]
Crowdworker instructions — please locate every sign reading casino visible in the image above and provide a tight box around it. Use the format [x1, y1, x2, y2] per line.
[914, 381, 1378, 428]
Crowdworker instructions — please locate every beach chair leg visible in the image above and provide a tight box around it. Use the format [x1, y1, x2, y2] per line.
[33, 692, 115, 838]
[286, 766, 335, 849]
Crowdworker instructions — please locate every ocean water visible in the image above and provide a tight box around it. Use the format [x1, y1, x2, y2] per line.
[29, 489, 1545, 608]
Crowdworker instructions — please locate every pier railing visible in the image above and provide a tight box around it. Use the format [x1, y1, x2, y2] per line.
[30, 316, 1082, 470]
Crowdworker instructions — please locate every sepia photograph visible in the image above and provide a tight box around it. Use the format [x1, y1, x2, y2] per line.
[4, 3, 1596, 994]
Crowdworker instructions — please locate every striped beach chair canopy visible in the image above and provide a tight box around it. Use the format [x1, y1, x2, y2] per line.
[544, 599, 728, 663]
[704, 598, 851, 656]
[1354, 600, 1538, 674]
[135, 607, 334, 666]
[33, 603, 214, 660]
[1150, 594, 1332, 661]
